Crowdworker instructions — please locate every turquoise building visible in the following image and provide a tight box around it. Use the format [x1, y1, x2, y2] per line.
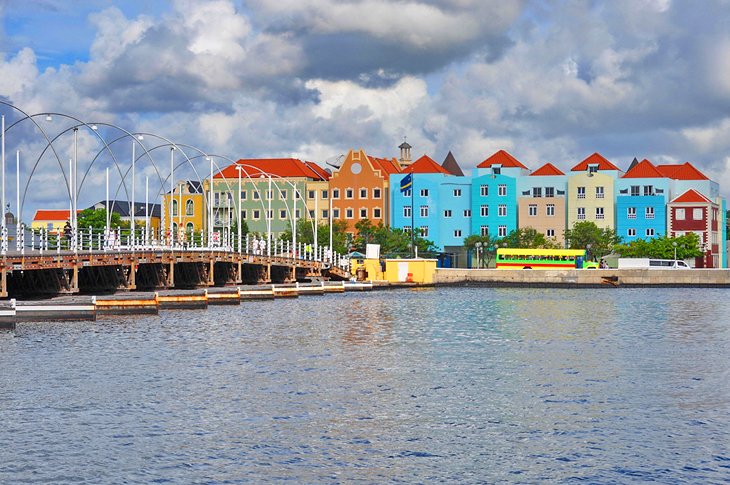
[616, 159, 669, 242]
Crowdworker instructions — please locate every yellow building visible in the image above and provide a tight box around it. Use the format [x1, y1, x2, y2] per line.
[567, 153, 622, 231]
[31, 209, 73, 233]
[162, 181, 205, 237]
[305, 179, 331, 225]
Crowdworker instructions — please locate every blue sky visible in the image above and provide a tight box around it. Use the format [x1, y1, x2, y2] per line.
[1, 0, 730, 217]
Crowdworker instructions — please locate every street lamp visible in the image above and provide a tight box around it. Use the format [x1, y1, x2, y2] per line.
[673, 241, 677, 262]
[235, 165, 243, 254]
[475, 241, 482, 268]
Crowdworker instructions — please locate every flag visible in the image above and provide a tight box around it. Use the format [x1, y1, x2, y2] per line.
[400, 173, 413, 193]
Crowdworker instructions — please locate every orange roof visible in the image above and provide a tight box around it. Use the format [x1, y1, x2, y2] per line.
[622, 159, 665, 178]
[530, 163, 565, 176]
[671, 189, 712, 204]
[403, 155, 451, 174]
[215, 159, 329, 180]
[33, 209, 72, 221]
[477, 150, 528, 169]
[368, 156, 402, 175]
[656, 162, 709, 181]
[571, 152, 621, 172]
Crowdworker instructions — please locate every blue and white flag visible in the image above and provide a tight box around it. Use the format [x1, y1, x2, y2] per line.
[400, 173, 413, 193]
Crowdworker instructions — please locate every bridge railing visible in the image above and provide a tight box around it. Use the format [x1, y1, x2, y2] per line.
[3, 226, 350, 272]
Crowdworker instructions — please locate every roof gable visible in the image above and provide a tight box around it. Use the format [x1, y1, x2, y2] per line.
[404, 155, 451, 174]
[368, 155, 402, 175]
[33, 209, 72, 221]
[671, 189, 712, 204]
[530, 163, 565, 176]
[476, 150, 528, 169]
[656, 162, 709, 181]
[622, 159, 665, 178]
[216, 159, 329, 181]
[571, 152, 621, 172]
[441, 151, 464, 176]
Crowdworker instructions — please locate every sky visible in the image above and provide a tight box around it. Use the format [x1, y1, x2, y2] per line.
[2, 0, 730, 218]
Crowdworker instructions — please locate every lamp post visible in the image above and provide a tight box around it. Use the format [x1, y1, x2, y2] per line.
[673, 241, 677, 262]
[236, 165, 243, 254]
[475, 241, 482, 268]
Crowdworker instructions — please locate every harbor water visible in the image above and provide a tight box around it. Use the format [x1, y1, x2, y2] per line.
[1, 287, 729, 483]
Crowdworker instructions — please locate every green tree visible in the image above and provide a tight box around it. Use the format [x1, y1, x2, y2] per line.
[281, 219, 349, 254]
[563, 221, 621, 258]
[463, 234, 499, 267]
[500, 227, 560, 249]
[76, 208, 125, 232]
[614, 233, 703, 259]
[352, 219, 437, 255]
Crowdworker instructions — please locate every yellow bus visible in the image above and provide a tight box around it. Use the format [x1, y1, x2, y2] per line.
[495, 248, 599, 270]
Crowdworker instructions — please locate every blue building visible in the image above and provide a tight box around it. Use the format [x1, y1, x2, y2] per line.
[470, 150, 529, 239]
[616, 159, 670, 242]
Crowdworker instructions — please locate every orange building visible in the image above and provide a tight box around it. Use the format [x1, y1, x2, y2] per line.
[328, 149, 402, 234]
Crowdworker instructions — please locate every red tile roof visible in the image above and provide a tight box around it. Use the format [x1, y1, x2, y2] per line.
[571, 152, 621, 172]
[476, 150, 528, 169]
[530, 163, 565, 176]
[33, 209, 72, 221]
[403, 155, 451, 174]
[368, 156, 402, 175]
[656, 162, 709, 180]
[215, 159, 329, 180]
[622, 159, 665, 178]
[671, 189, 712, 204]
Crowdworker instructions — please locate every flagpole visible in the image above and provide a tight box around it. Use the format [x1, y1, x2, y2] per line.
[410, 173, 415, 258]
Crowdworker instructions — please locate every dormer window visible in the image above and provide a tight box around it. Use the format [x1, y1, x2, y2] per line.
[588, 164, 599, 174]
[492, 165, 502, 175]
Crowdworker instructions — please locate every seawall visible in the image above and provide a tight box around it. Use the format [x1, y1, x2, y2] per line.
[434, 268, 730, 287]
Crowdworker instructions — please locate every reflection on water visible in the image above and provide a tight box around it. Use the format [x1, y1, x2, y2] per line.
[1, 287, 729, 483]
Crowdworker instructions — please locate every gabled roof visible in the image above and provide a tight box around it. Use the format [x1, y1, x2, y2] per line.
[368, 156, 402, 175]
[441, 151, 464, 176]
[403, 155, 451, 174]
[622, 159, 665, 178]
[215, 159, 329, 181]
[571, 152, 621, 172]
[656, 162, 709, 181]
[671, 189, 712, 204]
[476, 150, 528, 169]
[88, 200, 162, 218]
[33, 209, 72, 221]
[530, 163, 565, 176]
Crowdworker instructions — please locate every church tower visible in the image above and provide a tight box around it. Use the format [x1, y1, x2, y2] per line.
[398, 139, 412, 167]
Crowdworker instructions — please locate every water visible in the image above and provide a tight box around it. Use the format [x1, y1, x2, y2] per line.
[1, 287, 729, 483]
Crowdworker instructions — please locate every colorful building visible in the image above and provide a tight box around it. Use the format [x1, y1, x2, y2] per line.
[567, 153, 622, 232]
[615, 159, 669, 242]
[517, 163, 568, 245]
[162, 181, 205, 237]
[329, 148, 401, 234]
[667, 189, 723, 268]
[31, 209, 73, 233]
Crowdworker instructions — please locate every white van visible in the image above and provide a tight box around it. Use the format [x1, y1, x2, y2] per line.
[617, 258, 692, 269]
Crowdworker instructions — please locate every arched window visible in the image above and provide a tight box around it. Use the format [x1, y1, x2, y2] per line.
[172, 223, 178, 234]
[172, 199, 178, 216]
[186, 222, 194, 233]
[186, 199, 194, 216]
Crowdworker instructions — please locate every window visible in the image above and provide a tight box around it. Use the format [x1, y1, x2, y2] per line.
[279, 189, 287, 200]
[240, 190, 247, 200]
[646, 228, 655, 237]
[444, 210, 452, 218]
[480, 226, 489, 236]
[373, 208, 381, 218]
[693, 208, 703, 220]
[309, 210, 315, 218]
[643, 185, 654, 196]
[295, 191, 301, 200]
[628, 228, 636, 237]
[360, 188, 368, 199]
[332, 189, 340, 199]
[420, 226, 429, 237]
[546, 204, 555, 216]
[630, 185, 640, 196]
[588, 164, 599, 174]
[403, 189, 411, 197]
[498, 205, 507, 217]
[480, 185, 488, 197]
[307, 190, 314, 199]
[321, 190, 328, 199]
[420, 205, 429, 217]
[645, 207, 655, 219]
[172, 199, 178, 216]
[333, 209, 340, 218]
[266, 190, 273, 200]
[373, 188, 381, 199]
[268, 210, 273, 219]
[453, 189, 462, 197]
[577, 207, 586, 220]
[345, 188, 354, 199]
[253, 209, 260, 220]
[322, 209, 328, 219]
[464, 209, 471, 217]
[240, 209, 247, 220]
[279, 209, 287, 219]
[404, 206, 412, 218]
[676, 208, 685, 220]
[546, 229, 555, 237]
[545, 187, 555, 198]
[498, 184, 507, 196]
[596, 186, 604, 199]
[480, 205, 489, 217]
[529, 204, 537, 216]
[577, 186, 586, 199]
[596, 207, 604, 219]
[214, 192, 220, 206]
[628, 207, 636, 219]
[420, 189, 429, 197]
[454, 229, 462, 237]
[403, 226, 412, 234]
[498, 225, 507, 237]
[492, 167, 501, 175]
[253, 190, 260, 200]
[345, 208, 354, 219]
[532, 187, 542, 198]
[360, 208, 367, 218]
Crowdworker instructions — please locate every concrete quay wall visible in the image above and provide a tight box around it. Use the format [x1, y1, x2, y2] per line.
[434, 268, 730, 287]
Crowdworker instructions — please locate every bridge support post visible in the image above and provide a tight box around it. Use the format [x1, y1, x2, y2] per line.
[0, 264, 7, 298]
[236, 260, 242, 284]
[71, 264, 79, 293]
[265, 263, 271, 283]
[290, 265, 296, 283]
[127, 263, 136, 290]
[208, 260, 215, 286]
[167, 261, 175, 288]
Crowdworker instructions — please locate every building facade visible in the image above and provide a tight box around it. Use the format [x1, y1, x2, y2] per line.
[567, 153, 622, 231]
[517, 163, 568, 245]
